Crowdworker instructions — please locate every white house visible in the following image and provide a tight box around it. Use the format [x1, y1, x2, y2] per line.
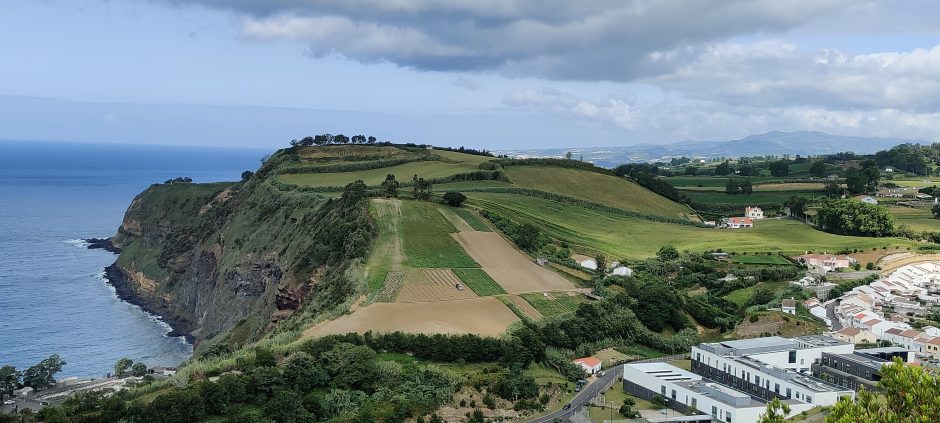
[573, 357, 602, 375]
[722, 217, 754, 229]
[782, 298, 796, 315]
[579, 259, 597, 270]
[745, 206, 765, 219]
[611, 266, 632, 277]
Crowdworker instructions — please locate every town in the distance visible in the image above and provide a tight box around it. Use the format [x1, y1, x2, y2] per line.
[3, 136, 940, 423]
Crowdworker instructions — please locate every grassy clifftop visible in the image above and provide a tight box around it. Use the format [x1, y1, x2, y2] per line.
[108, 158, 376, 351]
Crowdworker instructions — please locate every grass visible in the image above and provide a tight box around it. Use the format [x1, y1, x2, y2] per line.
[723, 281, 790, 307]
[452, 268, 507, 296]
[889, 205, 940, 232]
[615, 345, 664, 359]
[680, 182, 826, 192]
[400, 201, 479, 268]
[278, 159, 482, 188]
[505, 166, 691, 218]
[520, 292, 582, 317]
[452, 208, 491, 231]
[432, 180, 513, 191]
[467, 192, 907, 259]
[364, 200, 402, 292]
[729, 254, 793, 265]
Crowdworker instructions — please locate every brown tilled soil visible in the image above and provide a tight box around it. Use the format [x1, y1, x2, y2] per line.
[395, 269, 479, 302]
[878, 253, 940, 273]
[303, 298, 519, 337]
[507, 295, 543, 319]
[452, 231, 575, 293]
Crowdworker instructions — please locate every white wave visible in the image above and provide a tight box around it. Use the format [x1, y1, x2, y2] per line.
[64, 238, 90, 248]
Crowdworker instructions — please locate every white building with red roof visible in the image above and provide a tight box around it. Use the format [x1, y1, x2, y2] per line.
[572, 357, 602, 375]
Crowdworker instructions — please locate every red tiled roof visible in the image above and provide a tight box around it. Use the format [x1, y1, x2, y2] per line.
[837, 327, 861, 336]
[886, 328, 904, 336]
[573, 357, 602, 368]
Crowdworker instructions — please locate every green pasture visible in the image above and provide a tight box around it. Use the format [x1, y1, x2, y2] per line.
[400, 200, 479, 268]
[452, 268, 506, 296]
[278, 159, 482, 188]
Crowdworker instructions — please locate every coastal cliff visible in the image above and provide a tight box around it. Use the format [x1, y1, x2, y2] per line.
[104, 151, 376, 351]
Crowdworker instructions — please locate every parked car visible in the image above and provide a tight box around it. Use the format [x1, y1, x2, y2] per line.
[563, 403, 572, 410]
[3, 400, 15, 405]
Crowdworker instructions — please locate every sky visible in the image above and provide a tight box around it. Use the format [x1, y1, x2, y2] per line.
[2, 0, 940, 149]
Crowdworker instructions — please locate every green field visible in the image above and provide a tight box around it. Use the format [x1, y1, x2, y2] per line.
[452, 208, 491, 231]
[452, 268, 506, 296]
[724, 281, 789, 307]
[520, 292, 582, 317]
[400, 201, 479, 268]
[890, 205, 940, 232]
[506, 166, 691, 218]
[278, 159, 483, 188]
[432, 180, 513, 191]
[364, 200, 402, 291]
[467, 192, 906, 259]
[729, 255, 793, 265]
[662, 176, 781, 187]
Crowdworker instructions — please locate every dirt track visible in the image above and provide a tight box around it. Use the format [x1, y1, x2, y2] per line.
[303, 298, 519, 337]
[452, 231, 574, 293]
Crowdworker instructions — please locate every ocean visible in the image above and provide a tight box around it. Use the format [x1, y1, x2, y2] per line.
[0, 140, 269, 377]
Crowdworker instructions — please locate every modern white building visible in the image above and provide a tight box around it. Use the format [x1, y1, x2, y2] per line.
[690, 336, 855, 406]
[623, 362, 815, 423]
[611, 265, 632, 277]
[579, 259, 597, 270]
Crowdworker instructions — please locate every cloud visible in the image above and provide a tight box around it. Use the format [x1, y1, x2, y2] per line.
[502, 87, 940, 141]
[149, 0, 854, 80]
[652, 41, 940, 112]
[451, 76, 482, 90]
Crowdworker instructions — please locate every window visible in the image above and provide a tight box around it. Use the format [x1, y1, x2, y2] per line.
[697, 353, 702, 361]
[691, 398, 697, 408]
[755, 376, 761, 385]
[671, 389, 676, 400]
[712, 406, 718, 418]
[661, 385, 666, 395]
[789, 350, 797, 363]
[775, 383, 780, 394]
[726, 411, 732, 423]
[786, 388, 792, 398]
[800, 358, 805, 365]
[807, 395, 813, 404]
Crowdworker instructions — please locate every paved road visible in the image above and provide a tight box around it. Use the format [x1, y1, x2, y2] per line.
[826, 301, 843, 331]
[528, 365, 623, 423]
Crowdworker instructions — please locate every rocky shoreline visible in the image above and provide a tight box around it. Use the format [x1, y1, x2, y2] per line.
[84, 237, 122, 254]
[103, 263, 197, 346]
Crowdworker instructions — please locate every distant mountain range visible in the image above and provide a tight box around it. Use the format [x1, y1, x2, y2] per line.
[496, 131, 924, 168]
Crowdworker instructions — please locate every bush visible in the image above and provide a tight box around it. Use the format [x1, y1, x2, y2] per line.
[443, 192, 467, 207]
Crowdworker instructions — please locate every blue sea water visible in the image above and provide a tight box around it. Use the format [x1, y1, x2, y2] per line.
[0, 140, 269, 377]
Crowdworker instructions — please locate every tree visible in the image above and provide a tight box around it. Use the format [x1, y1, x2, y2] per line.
[826, 358, 940, 422]
[657, 245, 680, 261]
[0, 366, 19, 399]
[685, 166, 698, 176]
[367, 136, 377, 144]
[22, 354, 65, 390]
[380, 174, 399, 198]
[619, 397, 637, 418]
[824, 182, 842, 198]
[740, 179, 753, 195]
[650, 395, 667, 409]
[758, 398, 790, 423]
[114, 358, 133, 378]
[725, 178, 739, 195]
[131, 362, 147, 377]
[412, 175, 433, 201]
[333, 134, 350, 144]
[816, 199, 896, 237]
[769, 161, 790, 177]
[933, 203, 940, 219]
[845, 167, 868, 194]
[633, 283, 686, 332]
[254, 348, 277, 367]
[565, 151, 573, 160]
[516, 223, 541, 251]
[442, 192, 467, 207]
[809, 160, 827, 177]
[241, 170, 254, 181]
[738, 164, 756, 176]
[595, 254, 607, 275]
[715, 161, 733, 176]
[784, 195, 808, 218]
[748, 287, 775, 307]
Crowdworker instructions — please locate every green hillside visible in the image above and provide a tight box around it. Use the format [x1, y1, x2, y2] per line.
[505, 166, 692, 218]
[467, 192, 906, 259]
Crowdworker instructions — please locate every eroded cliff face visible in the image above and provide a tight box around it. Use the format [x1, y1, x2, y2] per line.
[106, 169, 375, 350]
